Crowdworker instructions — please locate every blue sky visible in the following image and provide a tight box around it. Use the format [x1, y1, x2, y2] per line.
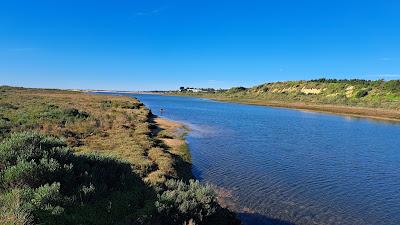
[1, 0, 399, 90]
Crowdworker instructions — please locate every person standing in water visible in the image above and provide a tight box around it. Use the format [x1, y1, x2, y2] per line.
[160, 108, 165, 114]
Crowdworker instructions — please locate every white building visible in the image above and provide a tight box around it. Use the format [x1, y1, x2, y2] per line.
[187, 88, 204, 93]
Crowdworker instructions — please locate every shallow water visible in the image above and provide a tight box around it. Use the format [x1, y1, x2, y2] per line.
[131, 94, 400, 225]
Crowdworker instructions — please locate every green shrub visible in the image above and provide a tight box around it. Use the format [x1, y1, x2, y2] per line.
[384, 80, 400, 93]
[100, 100, 143, 109]
[0, 189, 33, 225]
[157, 130, 173, 139]
[34, 105, 90, 125]
[0, 103, 18, 110]
[1, 160, 39, 188]
[0, 132, 66, 170]
[227, 87, 247, 94]
[63, 108, 89, 119]
[355, 89, 369, 98]
[30, 183, 64, 215]
[156, 179, 218, 225]
[0, 132, 151, 225]
[0, 119, 12, 138]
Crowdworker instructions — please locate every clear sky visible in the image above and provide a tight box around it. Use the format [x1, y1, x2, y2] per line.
[1, 0, 399, 90]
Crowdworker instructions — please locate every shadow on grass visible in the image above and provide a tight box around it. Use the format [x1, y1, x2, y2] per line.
[0, 132, 159, 225]
[60, 153, 158, 225]
[171, 150, 195, 181]
[35, 150, 159, 225]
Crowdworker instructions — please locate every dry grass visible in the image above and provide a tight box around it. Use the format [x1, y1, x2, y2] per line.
[0, 86, 191, 185]
[154, 117, 191, 162]
[0, 189, 33, 225]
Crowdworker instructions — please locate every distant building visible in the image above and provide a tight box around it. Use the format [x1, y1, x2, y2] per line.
[179, 87, 213, 93]
[187, 88, 204, 93]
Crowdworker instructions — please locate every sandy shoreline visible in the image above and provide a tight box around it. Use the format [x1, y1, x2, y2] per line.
[153, 116, 188, 150]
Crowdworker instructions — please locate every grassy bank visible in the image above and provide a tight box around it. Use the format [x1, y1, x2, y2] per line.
[173, 79, 400, 121]
[0, 86, 239, 225]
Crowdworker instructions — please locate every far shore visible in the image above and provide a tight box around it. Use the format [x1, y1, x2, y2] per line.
[82, 90, 166, 95]
[220, 98, 400, 123]
[170, 94, 400, 123]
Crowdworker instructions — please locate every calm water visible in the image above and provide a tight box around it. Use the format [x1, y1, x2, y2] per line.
[131, 94, 400, 225]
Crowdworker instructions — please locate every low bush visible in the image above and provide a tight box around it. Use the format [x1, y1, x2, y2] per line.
[0, 119, 12, 138]
[38, 106, 90, 122]
[0, 189, 33, 225]
[0, 132, 152, 225]
[101, 100, 143, 109]
[157, 130, 173, 139]
[156, 179, 218, 225]
[355, 89, 369, 98]
[0, 103, 18, 110]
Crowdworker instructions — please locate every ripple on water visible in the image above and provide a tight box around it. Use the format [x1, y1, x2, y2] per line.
[132, 94, 400, 225]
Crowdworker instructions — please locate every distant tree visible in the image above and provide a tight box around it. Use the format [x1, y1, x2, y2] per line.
[384, 80, 400, 93]
[179, 87, 186, 92]
[227, 87, 247, 93]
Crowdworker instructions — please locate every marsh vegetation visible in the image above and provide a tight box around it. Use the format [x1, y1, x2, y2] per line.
[0, 86, 239, 225]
